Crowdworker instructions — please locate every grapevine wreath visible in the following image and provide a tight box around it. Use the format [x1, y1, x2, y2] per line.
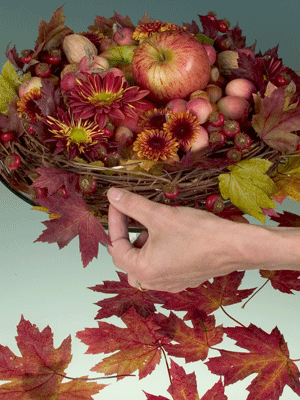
[1, 7, 300, 267]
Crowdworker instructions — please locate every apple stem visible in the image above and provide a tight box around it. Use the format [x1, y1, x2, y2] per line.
[144, 38, 166, 62]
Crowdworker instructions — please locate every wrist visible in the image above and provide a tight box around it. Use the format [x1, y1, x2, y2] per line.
[241, 224, 300, 271]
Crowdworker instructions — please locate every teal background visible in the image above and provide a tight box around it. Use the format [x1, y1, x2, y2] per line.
[1, 1, 300, 398]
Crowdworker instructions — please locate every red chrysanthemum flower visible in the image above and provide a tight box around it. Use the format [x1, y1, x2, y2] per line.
[45, 108, 108, 161]
[133, 129, 179, 162]
[139, 108, 169, 130]
[66, 72, 149, 127]
[132, 21, 186, 40]
[17, 88, 42, 122]
[163, 111, 201, 148]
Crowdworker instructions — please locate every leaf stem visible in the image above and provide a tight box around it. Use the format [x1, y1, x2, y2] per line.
[220, 305, 246, 327]
[241, 278, 270, 309]
[160, 345, 172, 386]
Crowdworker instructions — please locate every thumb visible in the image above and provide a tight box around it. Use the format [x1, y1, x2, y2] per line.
[107, 187, 162, 229]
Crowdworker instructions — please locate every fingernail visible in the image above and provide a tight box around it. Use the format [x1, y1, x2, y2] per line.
[108, 187, 125, 201]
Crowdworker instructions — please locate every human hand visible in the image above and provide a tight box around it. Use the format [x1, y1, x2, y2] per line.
[106, 187, 265, 293]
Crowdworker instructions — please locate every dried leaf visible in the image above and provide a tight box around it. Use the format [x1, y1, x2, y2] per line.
[252, 83, 300, 152]
[269, 210, 300, 227]
[161, 271, 255, 317]
[218, 158, 276, 223]
[159, 311, 223, 363]
[76, 308, 171, 380]
[31, 167, 78, 195]
[35, 6, 73, 51]
[206, 324, 300, 400]
[90, 271, 165, 319]
[0, 317, 104, 399]
[271, 155, 300, 203]
[259, 270, 300, 294]
[34, 191, 111, 267]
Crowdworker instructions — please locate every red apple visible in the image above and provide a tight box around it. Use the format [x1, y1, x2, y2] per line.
[113, 27, 136, 46]
[132, 31, 211, 102]
[165, 98, 187, 113]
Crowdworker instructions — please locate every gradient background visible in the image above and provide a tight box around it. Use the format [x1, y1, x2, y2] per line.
[1, 1, 300, 398]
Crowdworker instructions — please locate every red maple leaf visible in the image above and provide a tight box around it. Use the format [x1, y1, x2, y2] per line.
[269, 210, 300, 227]
[252, 84, 300, 152]
[31, 167, 78, 195]
[35, 191, 111, 267]
[161, 271, 256, 317]
[76, 308, 171, 380]
[90, 271, 166, 319]
[144, 361, 227, 400]
[260, 269, 300, 294]
[206, 323, 300, 400]
[159, 311, 223, 363]
[0, 316, 105, 399]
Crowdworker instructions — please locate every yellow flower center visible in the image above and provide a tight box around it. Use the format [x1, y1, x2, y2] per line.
[69, 127, 90, 144]
[87, 90, 124, 107]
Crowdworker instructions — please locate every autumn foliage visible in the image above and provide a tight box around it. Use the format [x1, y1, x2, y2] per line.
[1, 269, 300, 399]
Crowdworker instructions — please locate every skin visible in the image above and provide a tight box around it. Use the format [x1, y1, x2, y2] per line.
[107, 187, 300, 293]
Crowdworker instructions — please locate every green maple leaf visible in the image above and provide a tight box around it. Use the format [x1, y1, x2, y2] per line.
[218, 158, 276, 223]
[0, 61, 31, 114]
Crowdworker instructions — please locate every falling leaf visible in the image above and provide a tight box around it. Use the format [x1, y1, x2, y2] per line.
[159, 311, 223, 363]
[252, 83, 300, 152]
[0, 316, 105, 399]
[218, 158, 276, 223]
[34, 191, 111, 267]
[90, 271, 165, 319]
[260, 270, 300, 294]
[76, 308, 171, 380]
[271, 155, 300, 203]
[206, 324, 300, 400]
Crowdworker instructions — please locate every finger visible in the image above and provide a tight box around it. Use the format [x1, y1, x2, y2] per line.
[133, 230, 149, 248]
[108, 203, 130, 244]
[107, 203, 138, 271]
[107, 187, 164, 230]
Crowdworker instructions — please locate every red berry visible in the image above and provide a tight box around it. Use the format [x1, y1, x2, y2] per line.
[163, 184, 179, 200]
[205, 194, 225, 213]
[46, 49, 62, 65]
[1, 131, 15, 142]
[21, 49, 34, 64]
[57, 186, 68, 198]
[217, 19, 229, 33]
[226, 147, 242, 162]
[34, 62, 51, 78]
[209, 130, 226, 147]
[274, 73, 290, 87]
[4, 153, 21, 170]
[218, 37, 232, 50]
[78, 175, 98, 194]
[222, 120, 240, 137]
[206, 12, 217, 22]
[234, 132, 252, 150]
[27, 126, 36, 135]
[208, 111, 225, 127]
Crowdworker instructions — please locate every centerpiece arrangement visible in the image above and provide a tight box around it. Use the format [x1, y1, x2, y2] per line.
[1, 7, 300, 267]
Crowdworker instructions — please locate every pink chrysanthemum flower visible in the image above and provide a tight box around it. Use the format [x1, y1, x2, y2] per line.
[66, 72, 149, 127]
[45, 108, 108, 161]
